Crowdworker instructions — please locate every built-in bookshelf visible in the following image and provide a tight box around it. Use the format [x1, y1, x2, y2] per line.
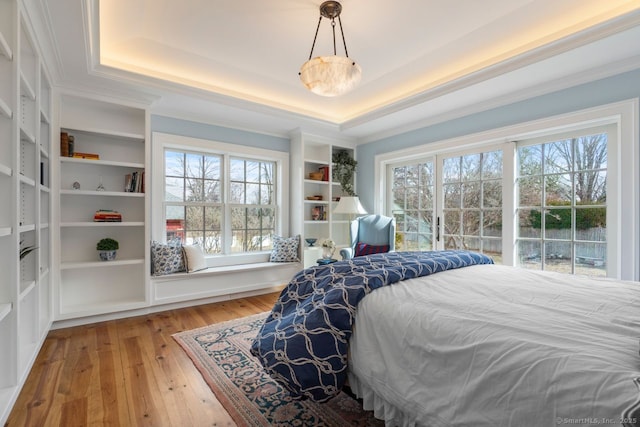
[56, 95, 148, 320]
[290, 131, 356, 267]
[0, 1, 53, 424]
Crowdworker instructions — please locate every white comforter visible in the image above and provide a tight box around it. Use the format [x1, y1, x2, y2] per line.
[347, 264, 640, 427]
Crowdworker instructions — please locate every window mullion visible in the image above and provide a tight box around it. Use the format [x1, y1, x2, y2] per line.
[502, 142, 516, 266]
[434, 154, 444, 251]
[223, 154, 231, 254]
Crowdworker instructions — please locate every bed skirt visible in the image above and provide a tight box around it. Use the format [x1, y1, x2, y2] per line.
[347, 372, 422, 427]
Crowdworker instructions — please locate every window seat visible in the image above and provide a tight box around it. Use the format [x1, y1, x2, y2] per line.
[150, 261, 301, 305]
[151, 261, 299, 280]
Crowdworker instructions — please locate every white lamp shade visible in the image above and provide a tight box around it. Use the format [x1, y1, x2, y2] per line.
[300, 56, 362, 97]
[333, 196, 367, 215]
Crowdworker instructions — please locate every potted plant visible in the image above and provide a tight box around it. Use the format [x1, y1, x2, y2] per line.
[97, 237, 119, 261]
[332, 150, 357, 196]
[321, 238, 336, 259]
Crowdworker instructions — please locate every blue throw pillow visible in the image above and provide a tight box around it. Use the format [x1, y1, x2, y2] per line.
[270, 235, 300, 262]
[151, 238, 185, 275]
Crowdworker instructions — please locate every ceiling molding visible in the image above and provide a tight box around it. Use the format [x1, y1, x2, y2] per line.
[341, 8, 640, 131]
[356, 53, 640, 144]
[43, 0, 640, 143]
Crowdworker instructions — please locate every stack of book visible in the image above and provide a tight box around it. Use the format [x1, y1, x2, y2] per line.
[93, 210, 122, 222]
[125, 171, 145, 193]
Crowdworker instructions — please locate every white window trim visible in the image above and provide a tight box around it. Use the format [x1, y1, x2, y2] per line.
[151, 132, 290, 267]
[375, 99, 638, 280]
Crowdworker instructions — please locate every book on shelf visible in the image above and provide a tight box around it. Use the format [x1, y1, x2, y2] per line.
[94, 209, 122, 222]
[319, 165, 330, 181]
[125, 171, 145, 193]
[72, 152, 99, 160]
[60, 132, 69, 157]
[311, 205, 326, 220]
[60, 132, 76, 157]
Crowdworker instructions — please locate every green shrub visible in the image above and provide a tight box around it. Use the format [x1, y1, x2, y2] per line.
[527, 201, 605, 229]
[96, 238, 119, 251]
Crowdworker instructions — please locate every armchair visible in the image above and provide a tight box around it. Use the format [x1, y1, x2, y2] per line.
[339, 214, 396, 260]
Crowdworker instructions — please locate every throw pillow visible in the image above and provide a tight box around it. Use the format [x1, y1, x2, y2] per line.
[151, 238, 185, 276]
[355, 243, 390, 257]
[182, 244, 208, 273]
[270, 235, 300, 262]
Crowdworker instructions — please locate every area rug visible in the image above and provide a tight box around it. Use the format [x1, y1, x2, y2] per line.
[173, 312, 384, 427]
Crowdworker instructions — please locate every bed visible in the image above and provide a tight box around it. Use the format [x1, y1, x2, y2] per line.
[251, 251, 640, 427]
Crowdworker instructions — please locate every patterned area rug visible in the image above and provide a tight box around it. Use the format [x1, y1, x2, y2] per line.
[173, 312, 384, 427]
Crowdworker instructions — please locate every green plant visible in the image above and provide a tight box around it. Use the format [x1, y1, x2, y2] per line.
[96, 238, 119, 251]
[527, 201, 606, 229]
[20, 241, 37, 260]
[332, 150, 357, 196]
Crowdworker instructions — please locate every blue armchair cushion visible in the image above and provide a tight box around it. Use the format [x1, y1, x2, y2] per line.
[340, 214, 396, 260]
[355, 243, 390, 257]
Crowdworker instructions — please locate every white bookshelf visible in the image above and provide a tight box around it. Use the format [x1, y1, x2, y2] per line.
[0, 1, 53, 423]
[56, 95, 148, 320]
[289, 131, 357, 266]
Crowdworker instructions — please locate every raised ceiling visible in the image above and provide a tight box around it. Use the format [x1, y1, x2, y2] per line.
[43, 0, 640, 141]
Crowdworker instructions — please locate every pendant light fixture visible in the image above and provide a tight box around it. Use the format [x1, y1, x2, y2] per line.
[299, 1, 362, 97]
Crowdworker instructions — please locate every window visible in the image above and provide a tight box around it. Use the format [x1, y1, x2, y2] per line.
[164, 150, 276, 254]
[165, 150, 223, 252]
[388, 149, 502, 261]
[153, 132, 289, 266]
[442, 150, 503, 262]
[516, 128, 609, 276]
[229, 158, 276, 252]
[378, 101, 635, 279]
[391, 161, 435, 250]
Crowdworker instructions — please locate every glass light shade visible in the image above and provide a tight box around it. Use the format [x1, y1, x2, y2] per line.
[333, 196, 367, 215]
[300, 55, 362, 97]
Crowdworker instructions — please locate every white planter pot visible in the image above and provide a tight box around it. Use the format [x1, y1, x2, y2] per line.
[99, 250, 117, 261]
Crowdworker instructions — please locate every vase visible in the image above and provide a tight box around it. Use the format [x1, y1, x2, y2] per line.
[99, 250, 117, 261]
[322, 246, 334, 259]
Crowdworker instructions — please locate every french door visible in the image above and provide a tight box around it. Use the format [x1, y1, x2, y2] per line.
[387, 124, 616, 276]
[440, 149, 503, 262]
[389, 147, 503, 262]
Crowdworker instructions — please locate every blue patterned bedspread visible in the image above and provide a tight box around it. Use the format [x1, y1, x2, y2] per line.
[250, 250, 494, 402]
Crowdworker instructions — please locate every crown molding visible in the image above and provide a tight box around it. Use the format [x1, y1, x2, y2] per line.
[342, 8, 640, 132]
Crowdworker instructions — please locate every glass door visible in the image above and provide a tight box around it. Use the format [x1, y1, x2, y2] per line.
[389, 160, 435, 251]
[439, 150, 503, 263]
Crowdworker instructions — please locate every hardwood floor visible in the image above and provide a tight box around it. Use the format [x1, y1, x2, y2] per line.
[7, 292, 280, 427]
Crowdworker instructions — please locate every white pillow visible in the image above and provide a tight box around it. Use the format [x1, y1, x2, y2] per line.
[182, 244, 207, 273]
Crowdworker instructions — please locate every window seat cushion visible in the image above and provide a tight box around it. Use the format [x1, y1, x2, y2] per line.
[150, 261, 300, 281]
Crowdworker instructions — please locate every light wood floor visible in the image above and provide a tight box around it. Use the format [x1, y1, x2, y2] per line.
[7, 292, 280, 427]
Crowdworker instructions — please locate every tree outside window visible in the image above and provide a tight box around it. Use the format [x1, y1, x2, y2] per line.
[517, 133, 607, 276]
[442, 150, 503, 262]
[164, 150, 276, 255]
[391, 162, 434, 251]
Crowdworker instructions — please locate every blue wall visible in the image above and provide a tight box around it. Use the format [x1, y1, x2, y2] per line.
[150, 68, 640, 217]
[356, 68, 640, 212]
[151, 115, 290, 152]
